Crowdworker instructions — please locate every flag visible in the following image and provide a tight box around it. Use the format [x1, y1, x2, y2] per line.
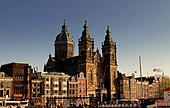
[157, 68, 162, 72]
[153, 68, 162, 72]
[153, 68, 157, 72]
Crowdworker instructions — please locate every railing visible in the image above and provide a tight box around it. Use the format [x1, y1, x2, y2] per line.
[98, 103, 140, 108]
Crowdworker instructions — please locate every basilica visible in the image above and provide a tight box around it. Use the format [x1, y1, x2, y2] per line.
[44, 20, 118, 101]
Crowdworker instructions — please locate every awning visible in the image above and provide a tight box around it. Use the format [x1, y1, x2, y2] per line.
[13, 94, 23, 97]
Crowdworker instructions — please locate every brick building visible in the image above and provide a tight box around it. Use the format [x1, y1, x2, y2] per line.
[44, 20, 118, 102]
[0, 62, 32, 101]
[77, 72, 87, 98]
[120, 73, 159, 100]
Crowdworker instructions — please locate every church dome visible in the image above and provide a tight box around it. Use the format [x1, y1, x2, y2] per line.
[55, 20, 74, 44]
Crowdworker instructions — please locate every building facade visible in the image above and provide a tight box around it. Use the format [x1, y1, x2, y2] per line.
[31, 71, 42, 106]
[0, 62, 32, 101]
[77, 72, 87, 98]
[0, 72, 13, 105]
[44, 20, 118, 102]
[68, 76, 78, 98]
[41, 72, 70, 106]
[121, 73, 159, 100]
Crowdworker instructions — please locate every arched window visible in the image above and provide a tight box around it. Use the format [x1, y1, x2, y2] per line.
[112, 71, 116, 84]
[112, 52, 115, 61]
[87, 48, 91, 59]
[88, 69, 93, 84]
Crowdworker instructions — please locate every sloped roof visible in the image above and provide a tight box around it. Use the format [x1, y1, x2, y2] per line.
[65, 56, 79, 67]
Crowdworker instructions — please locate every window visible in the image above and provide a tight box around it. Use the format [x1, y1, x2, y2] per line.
[55, 90, 58, 94]
[112, 52, 115, 61]
[1, 74, 4, 78]
[0, 82, 3, 88]
[75, 90, 78, 94]
[6, 90, 9, 96]
[46, 90, 49, 94]
[88, 69, 93, 84]
[37, 89, 40, 92]
[88, 48, 91, 59]
[32, 84, 34, 87]
[33, 94, 36, 97]
[38, 94, 41, 97]
[112, 71, 116, 84]
[59, 90, 62, 95]
[33, 89, 36, 92]
[0, 90, 3, 97]
[55, 84, 58, 87]
[46, 84, 49, 89]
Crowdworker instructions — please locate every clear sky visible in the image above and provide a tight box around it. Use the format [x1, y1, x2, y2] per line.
[0, 0, 170, 77]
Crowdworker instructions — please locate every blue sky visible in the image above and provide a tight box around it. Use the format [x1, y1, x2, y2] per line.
[0, 0, 170, 77]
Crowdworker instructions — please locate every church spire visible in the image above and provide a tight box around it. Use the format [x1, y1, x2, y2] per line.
[62, 19, 68, 32]
[83, 19, 88, 31]
[106, 26, 111, 36]
[80, 19, 92, 42]
[78, 19, 94, 63]
[104, 26, 114, 45]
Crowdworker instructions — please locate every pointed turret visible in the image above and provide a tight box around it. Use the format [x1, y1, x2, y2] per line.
[102, 26, 117, 64]
[78, 20, 94, 63]
[102, 26, 118, 102]
[96, 48, 99, 54]
[61, 19, 68, 32]
[44, 53, 56, 72]
[103, 26, 114, 46]
[80, 20, 93, 42]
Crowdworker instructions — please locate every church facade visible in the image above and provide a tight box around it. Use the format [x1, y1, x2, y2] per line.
[44, 20, 118, 102]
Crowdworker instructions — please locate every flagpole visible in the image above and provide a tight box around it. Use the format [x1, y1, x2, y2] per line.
[139, 56, 143, 98]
